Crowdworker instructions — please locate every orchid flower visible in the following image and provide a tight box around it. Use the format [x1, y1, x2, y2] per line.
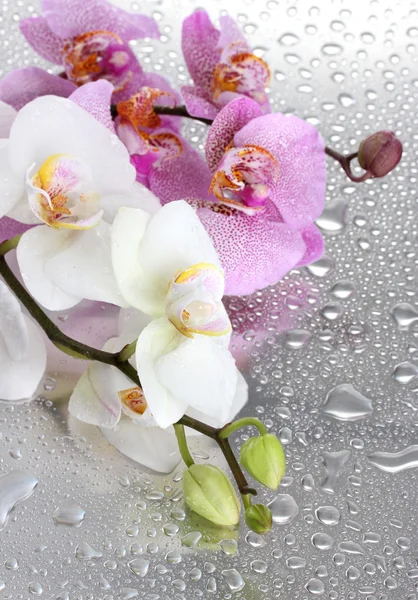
[181, 10, 271, 120]
[20, 0, 160, 102]
[0, 282, 47, 402]
[110, 200, 247, 429]
[146, 97, 327, 296]
[0, 80, 160, 311]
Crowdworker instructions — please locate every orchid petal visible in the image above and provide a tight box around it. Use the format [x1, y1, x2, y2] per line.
[181, 85, 219, 120]
[20, 16, 64, 64]
[100, 182, 161, 222]
[100, 418, 181, 473]
[0, 140, 25, 219]
[0, 67, 76, 112]
[69, 363, 123, 428]
[0, 281, 28, 360]
[117, 308, 153, 347]
[16, 225, 81, 311]
[69, 80, 115, 133]
[0, 101, 17, 138]
[297, 224, 325, 266]
[0, 217, 32, 243]
[217, 15, 247, 49]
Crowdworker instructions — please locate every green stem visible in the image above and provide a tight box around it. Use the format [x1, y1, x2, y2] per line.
[173, 424, 195, 468]
[0, 234, 21, 256]
[118, 338, 138, 362]
[219, 417, 268, 439]
[242, 493, 252, 510]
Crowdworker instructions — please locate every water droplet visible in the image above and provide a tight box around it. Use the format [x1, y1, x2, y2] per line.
[346, 566, 360, 580]
[391, 302, 418, 330]
[322, 303, 343, 321]
[278, 426, 292, 444]
[181, 531, 202, 548]
[128, 558, 149, 577]
[396, 536, 411, 550]
[331, 281, 355, 299]
[321, 450, 351, 494]
[269, 494, 299, 524]
[368, 445, 418, 473]
[75, 542, 102, 560]
[166, 550, 182, 564]
[0, 471, 38, 530]
[316, 200, 347, 232]
[284, 329, 311, 349]
[251, 559, 268, 573]
[322, 384, 373, 421]
[312, 532, 334, 550]
[28, 582, 43, 595]
[53, 504, 85, 527]
[338, 541, 366, 555]
[5, 557, 19, 570]
[321, 43, 343, 55]
[286, 556, 306, 569]
[278, 33, 300, 46]
[163, 522, 179, 536]
[338, 93, 356, 107]
[392, 361, 418, 384]
[206, 577, 217, 593]
[302, 473, 315, 491]
[246, 531, 266, 547]
[305, 577, 325, 595]
[219, 539, 237, 555]
[190, 567, 202, 581]
[306, 255, 334, 277]
[222, 569, 245, 592]
[315, 505, 341, 526]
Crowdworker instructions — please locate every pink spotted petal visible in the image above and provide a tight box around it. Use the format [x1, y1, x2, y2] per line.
[205, 97, 263, 172]
[197, 201, 306, 296]
[217, 15, 247, 51]
[182, 10, 220, 97]
[0, 217, 32, 244]
[20, 16, 64, 64]
[296, 224, 324, 266]
[111, 61, 145, 104]
[69, 80, 115, 132]
[234, 112, 326, 228]
[0, 67, 76, 111]
[148, 141, 213, 205]
[181, 85, 219, 120]
[42, 0, 160, 41]
[142, 72, 182, 132]
[131, 152, 159, 188]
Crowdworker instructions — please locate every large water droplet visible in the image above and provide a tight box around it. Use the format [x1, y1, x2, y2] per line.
[75, 542, 102, 560]
[278, 32, 300, 46]
[368, 445, 418, 473]
[391, 302, 418, 330]
[306, 255, 334, 277]
[312, 532, 334, 550]
[222, 569, 245, 592]
[321, 450, 351, 494]
[0, 471, 38, 530]
[321, 43, 343, 55]
[316, 200, 347, 232]
[53, 504, 85, 527]
[338, 541, 366, 555]
[286, 556, 306, 569]
[284, 329, 311, 349]
[392, 362, 418, 384]
[305, 577, 325, 595]
[269, 494, 299, 524]
[181, 531, 202, 547]
[331, 280, 355, 299]
[315, 505, 341, 526]
[322, 384, 373, 421]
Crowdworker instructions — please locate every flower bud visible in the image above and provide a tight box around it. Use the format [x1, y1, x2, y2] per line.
[245, 503, 273, 534]
[183, 464, 241, 527]
[240, 434, 285, 490]
[358, 131, 402, 178]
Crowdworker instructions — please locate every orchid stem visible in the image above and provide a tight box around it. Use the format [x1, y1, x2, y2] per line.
[118, 338, 137, 362]
[219, 417, 268, 439]
[173, 424, 195, 468]
[0, 239, 255, 499]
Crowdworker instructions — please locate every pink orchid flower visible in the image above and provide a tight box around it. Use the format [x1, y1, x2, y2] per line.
[147, 97, 326, 297]
[19, 0, 160, 102]
[181, 10, 271, 120]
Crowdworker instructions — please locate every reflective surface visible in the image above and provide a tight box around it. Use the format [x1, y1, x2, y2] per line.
[1, 0, 418, 598]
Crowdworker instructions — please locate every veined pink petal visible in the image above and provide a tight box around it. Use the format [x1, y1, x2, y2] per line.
[233, 112, 326, 228]
[0, 67, 76, 111]
[205, 97, 263, 172]
[69, 80, 115, 132]
[42, 0, 160, 41]
[20, 16, 64, 64]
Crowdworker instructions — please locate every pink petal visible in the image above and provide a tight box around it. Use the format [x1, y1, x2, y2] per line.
[141, 72, 182, 132]
[296, 224, 324, 266]
[217, 15, 247, 50]
[148, 142, 213, 205]
[0, 217, 33, 244]
[42, 0, 160, 41]
[0, 67, 76, 111]
[20, 16, 64, 64]
[181, 85, 219, 120]
[181, 10, 220, 97]
[112, 64, 145, 104]
[198, 201, 306, 296]
[205, 97, 263, 172]
[70, 80, 115, 132]
[234, 112, 326, 228]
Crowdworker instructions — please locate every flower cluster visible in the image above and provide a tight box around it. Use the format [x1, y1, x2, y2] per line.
[0, 0, 402, 532]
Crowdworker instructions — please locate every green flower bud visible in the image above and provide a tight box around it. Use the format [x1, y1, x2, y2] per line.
[183, 464, 241, 527]
[240, 433, 285, 490]
[245, 503, 273, 534]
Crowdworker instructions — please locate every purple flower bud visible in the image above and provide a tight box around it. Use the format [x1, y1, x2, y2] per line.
[358, 131, 402, 178]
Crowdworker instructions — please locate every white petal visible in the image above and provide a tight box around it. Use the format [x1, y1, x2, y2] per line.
[69, 363, 125, 428]
[0, 100, 16, 138]
[101, 182, 161, 222]
[135, 318, 188, 429]
[0, 281, 28, 360]
[7, 196, 41, 224]
[112, 206, 164, 315]
[155, 331, 238, 425]
[9, 95, 136, 196]
[45, 221, 128, 308]
[16, 225, 81, 311]
[186, 369, 248, 428]
[100, 417, 181, 473]
[0, 139, 24, 218]
[0, 316, 46, 402]
[117, 308, 153, 347]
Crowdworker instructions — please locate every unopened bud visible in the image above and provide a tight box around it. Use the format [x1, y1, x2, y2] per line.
[183, 464, 240, 527]
[245, 503, 273, 534]
[240, 434, 285, 490]
[358, 131, 402, 178]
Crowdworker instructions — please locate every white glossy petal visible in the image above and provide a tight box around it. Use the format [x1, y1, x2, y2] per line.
[100, 417, 181, 473]
[7, 196, 42, 224]
[0, 100, 16, 138]
[9, 95, 136, 195]
[45, 221, 129, 308]
[112, 206, 164, 315]
[16, 226, 81, 311]
[117, 308, 153, 347]
[187, 369, 248, 428]
[156, 331, 238, 425]
[0, 316, 46, 402]
[0, 281, 28, 360]
[0, 139, 24, 218]
[101, 182, 161, 223]
[135, 318, 188, 429]
[69, 362, 126, 428]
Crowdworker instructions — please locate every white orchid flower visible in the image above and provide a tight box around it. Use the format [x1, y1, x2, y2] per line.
[111, 200, 247, 429]
[0, 81, 161, 311]
[0, 281, 47, 401]
[0, 100, 16, 138]
[69, 308, 248, 472]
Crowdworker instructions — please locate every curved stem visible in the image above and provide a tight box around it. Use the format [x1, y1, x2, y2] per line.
[219, 417, 268, 439]
[118, 338, 137, 363]
[173, 424, 195, 468]
[242, 493, 252, 510]
[0, 234, 21, 256]
[325, 147, 371, 182]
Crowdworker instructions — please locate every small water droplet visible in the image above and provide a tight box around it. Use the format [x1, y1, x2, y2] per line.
[219, 539, 237, 555]
[181, 531, 202, 548]
[306, 255, 334, 277]
[315, 505, 341, 526]
[75, 542, 102, 560]
[222, 569, 245, 592]
[331, 280, 355, 299]
[269, 494, 299, 524]
[128, 558, 149, 577]
[284, 329, 312, 349]
[312, 532, 334, 550]
[338, 541, 366, 555]
[316, 200, 347, 232]
[286, 556, 306, 569]
[305, 577, 325, 595]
